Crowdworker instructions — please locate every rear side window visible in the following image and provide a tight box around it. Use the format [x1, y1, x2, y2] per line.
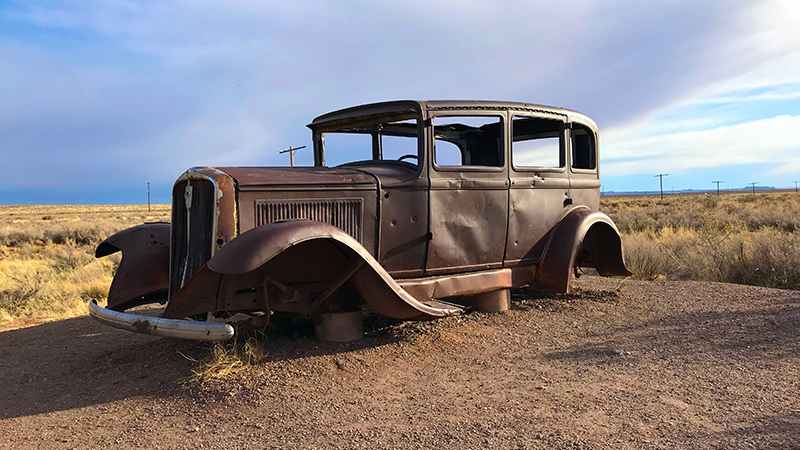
[511, 116, 564, 169]
[571, 124, 596, 170]
[433, 116, 504, 167]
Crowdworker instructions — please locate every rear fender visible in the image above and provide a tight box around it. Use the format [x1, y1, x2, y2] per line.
[536, 207, 631, 293]
[163, 220, 461, 320]
[95, 223, 170, 311]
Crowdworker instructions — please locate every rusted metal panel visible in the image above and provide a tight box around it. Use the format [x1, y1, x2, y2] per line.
[255, 198, 364, 243]
[401, 268, 508, 301]
[426, 182, 509, 274]
[163, 220, 463, 320]
[379, 184, 429, 277]
[95, 223, 170, 311]
[236, 188, 377, 255]
[505, 112, 571, 265]
[217, 166, 376, 187]
[536, 207, 632, 293]
[506, 177, 570, 264]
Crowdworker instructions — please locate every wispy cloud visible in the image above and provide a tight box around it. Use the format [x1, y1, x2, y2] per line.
[0, 0, 798, 201]
[603, 115, 800, 176]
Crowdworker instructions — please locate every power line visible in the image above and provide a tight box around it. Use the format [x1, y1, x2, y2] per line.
[654, 173, 669, 200]
[712, 180, 724, 196]
[748, 182, 758, 195]
[279, 145, 306, 167]
[794, 181, 799, 194]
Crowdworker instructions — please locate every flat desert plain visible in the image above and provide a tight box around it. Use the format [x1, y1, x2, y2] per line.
[1, 275, 798, 449]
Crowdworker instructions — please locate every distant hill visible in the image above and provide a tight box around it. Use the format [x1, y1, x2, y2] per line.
[601, 186, 779, 196]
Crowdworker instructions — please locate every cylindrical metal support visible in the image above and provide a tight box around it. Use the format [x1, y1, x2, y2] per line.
[315, 310, 364, 342]
[471, 288, 511, 312]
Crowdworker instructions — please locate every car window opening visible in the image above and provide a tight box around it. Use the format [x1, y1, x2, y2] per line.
[512, 116, 564, 169]
[433, 116, 504, 167]
[321, 118, 420, 168]
[571, 123, 596, 170]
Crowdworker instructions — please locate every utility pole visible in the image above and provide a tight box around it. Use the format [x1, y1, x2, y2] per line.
[147, 182, 151, 212]
[654, 173, 669, 200]
[749, 182, 758, 195]
[279, 145, 306, 167]
[794, 181, 799, 193]
[712, 180, 724, 196]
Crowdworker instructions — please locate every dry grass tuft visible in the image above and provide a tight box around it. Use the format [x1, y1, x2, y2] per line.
[604, 192, 800, 289]
[190, 338, 266, 382]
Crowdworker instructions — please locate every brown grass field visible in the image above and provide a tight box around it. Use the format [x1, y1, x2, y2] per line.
[0, 204, 169, 325]
[1, 192, 799, 324]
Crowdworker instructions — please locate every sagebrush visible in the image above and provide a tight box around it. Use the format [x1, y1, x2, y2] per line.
[603, 192, 800, 288]
[0, 205, 169, 324]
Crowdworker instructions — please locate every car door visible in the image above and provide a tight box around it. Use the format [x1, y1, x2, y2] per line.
[425, 112, 510, 275]
[504, 111, 571, 266]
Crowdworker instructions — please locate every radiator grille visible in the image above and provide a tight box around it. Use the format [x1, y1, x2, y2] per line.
[170, 179, 215, 298]
[255, 198, 363, 242]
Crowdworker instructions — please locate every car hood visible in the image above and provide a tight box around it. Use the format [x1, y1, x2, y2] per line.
[214, 166, 377, 188]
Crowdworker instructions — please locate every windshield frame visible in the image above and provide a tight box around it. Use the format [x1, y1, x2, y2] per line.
[313, 109, 424, 174]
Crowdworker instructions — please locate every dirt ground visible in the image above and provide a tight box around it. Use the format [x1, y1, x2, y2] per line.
[1, 275, 798, 449]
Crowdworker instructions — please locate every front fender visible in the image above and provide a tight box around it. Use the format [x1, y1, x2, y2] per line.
[163, 220, 461, 320]
[96, 223, 170, 311]
[536, 207, 631, 293]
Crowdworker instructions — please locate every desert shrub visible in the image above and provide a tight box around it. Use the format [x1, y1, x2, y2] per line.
[620, 231, 671, 280]
[49, 245, 95, 272]
[0, 268, 49, 314]
[614, 198, 800, 289]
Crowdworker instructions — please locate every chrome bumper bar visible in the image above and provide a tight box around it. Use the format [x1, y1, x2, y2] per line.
[88, 300, 234, 341]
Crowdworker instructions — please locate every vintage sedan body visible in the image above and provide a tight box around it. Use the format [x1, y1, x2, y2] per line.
[89, 100, 631, 342]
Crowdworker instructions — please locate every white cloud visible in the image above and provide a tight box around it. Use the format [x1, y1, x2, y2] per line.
[602, 115, 800, 176]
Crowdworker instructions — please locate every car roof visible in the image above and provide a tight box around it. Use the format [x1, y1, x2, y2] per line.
[308, 100, 597, 131]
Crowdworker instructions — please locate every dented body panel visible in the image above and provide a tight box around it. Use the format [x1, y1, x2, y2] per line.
[92, 100, 631, 342]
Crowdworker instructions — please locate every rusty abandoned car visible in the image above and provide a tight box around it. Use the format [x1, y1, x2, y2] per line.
[89, 100, 631, 342]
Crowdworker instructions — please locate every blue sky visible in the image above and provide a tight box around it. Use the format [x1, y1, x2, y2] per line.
[1, 0, 799, 204]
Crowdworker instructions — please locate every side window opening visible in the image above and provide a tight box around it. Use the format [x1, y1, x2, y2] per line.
[512, 116, 564, 169]
[571, 124, 596, 170]
[433, 116, 504, 167]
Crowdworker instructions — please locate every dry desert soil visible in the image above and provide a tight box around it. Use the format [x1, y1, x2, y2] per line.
[1, 275, 798, 449]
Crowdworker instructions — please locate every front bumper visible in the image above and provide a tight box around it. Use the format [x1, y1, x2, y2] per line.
[88, 300, 234, 342]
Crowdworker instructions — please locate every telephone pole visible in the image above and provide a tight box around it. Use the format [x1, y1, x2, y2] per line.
[147, 182, 151, 212]
[654, 173, 669, 200]
[793, 181, 799, 193]
[748, 182, 758, 195]
[712, 180, 724, 196]
[279, 145, 306, 167]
